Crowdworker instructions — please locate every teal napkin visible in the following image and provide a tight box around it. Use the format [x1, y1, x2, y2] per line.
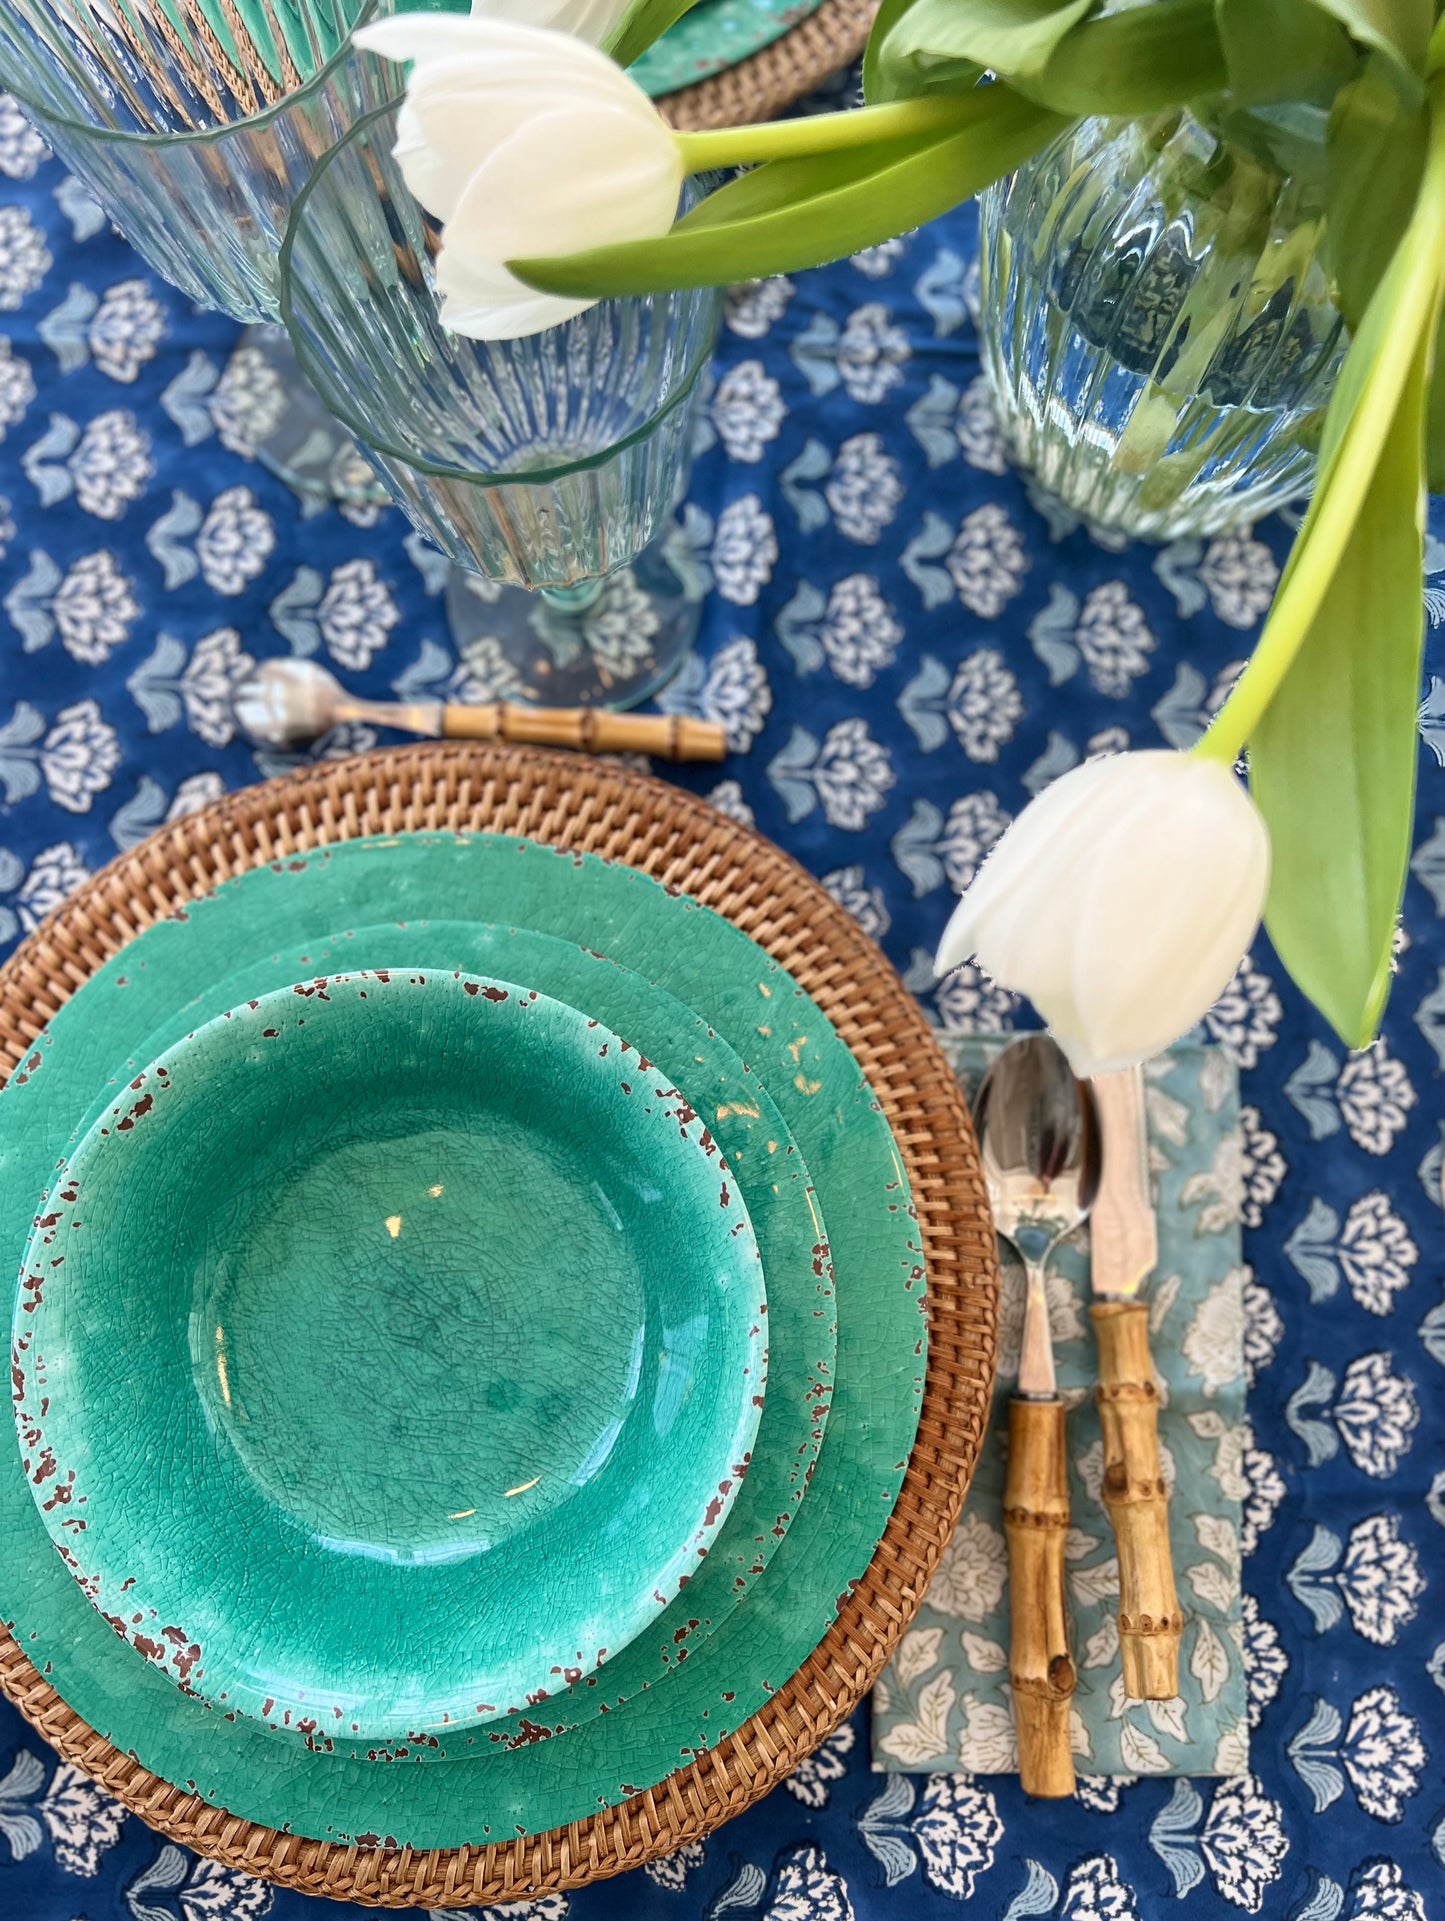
[872, 1036, 1249, 1779]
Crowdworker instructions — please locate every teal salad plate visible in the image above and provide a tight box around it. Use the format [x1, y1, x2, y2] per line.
[14, 969, 768, 1745]
[67, 921, 836, 1760]
[0, 836, 925, 1845]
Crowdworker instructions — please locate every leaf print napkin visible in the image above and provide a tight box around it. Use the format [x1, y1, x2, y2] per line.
[872, 1035, 1249, 1778]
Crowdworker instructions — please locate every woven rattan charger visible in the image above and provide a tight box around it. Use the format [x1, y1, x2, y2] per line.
[0, 744, 997, 1908]
[661, 0, 876, 129]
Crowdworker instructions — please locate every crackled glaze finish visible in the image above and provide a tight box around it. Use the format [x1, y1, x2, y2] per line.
[0, 837, 925, 1845]
[13, 969, 768, 1745]
[78, 922, 836, 1760]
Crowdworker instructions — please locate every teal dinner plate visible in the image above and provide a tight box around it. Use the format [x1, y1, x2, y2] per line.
[0, 835, 925, 1845]
[53, 923, 837, 1759]
[15, 970, 767, 1746]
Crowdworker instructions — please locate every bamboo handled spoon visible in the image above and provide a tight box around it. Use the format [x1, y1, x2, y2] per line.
[234, 658, 727, 761]
[1089, 1067, 1182, 1699]
[974, 1036, 1101, 1798]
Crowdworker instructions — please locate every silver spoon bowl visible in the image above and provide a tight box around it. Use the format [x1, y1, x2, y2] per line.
[974, 1034, 1101, 1397]
[233, 657, 444, 748]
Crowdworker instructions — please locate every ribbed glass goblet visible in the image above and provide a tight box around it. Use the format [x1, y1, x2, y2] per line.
[0, 0, 397, 500]
[0, 0, 398, 319]
[280, 105, 723, 709]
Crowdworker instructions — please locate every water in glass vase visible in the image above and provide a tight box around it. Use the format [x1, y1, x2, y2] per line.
[979, 106, 1348, 541]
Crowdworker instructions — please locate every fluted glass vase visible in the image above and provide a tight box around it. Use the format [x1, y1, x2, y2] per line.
[979, 105, 1348, 540]
[281, 106, 723, 709]
[0, 0, 396, 501]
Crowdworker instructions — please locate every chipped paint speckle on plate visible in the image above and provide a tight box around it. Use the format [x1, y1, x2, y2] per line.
[15, 968, 766, 1745]
[69, 921, 839, 1757]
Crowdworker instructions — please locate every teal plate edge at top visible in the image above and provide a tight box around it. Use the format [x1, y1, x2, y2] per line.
[0, 834, 925, 1847]
[631, 0, 825, 96]
[16, 967, 769, 1746]
[48, 922, 839, 1758]
[407, 0, 826, 100]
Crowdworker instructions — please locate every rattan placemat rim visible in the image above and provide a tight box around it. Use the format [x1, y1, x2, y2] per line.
[660, 0, 874, 130]
[0, 744, 997, 1908]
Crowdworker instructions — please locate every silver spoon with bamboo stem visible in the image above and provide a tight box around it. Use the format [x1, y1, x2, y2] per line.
[233, 657, 727, 761]
[974, 1035, 1101, 1799]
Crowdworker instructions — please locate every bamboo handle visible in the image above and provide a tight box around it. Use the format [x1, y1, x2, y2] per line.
[441, 703, 727, 762]
[1003, 1397, 1076, 1798]
[1091, 1300, 1182, 1700]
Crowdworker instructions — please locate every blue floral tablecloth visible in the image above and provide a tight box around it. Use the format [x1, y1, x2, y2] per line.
[1, 84, 1443, 1921]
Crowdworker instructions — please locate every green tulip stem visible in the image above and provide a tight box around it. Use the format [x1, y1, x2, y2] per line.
[671, 93, 969, 173]
[1195, 70, 1445, 772]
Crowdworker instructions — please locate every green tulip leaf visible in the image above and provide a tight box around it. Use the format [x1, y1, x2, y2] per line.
[1250, 342, 1428, 1048]
[1326, 53, 1428, 327]
[1216, 0, 1358, 107]
[1428, 305, 1445, 492]
[1247, 195, 1442, 1049]
[863, 0, 985, 102]
[1017, 0, 1228, 113]
[872, 0, 1225, 114]
[865, 0, 949, 101]
[511, 88, 1067, 297]
[1305, 0, 1431, 78]
[604, 0, 707, 71]
[875, 0, 1093, 96]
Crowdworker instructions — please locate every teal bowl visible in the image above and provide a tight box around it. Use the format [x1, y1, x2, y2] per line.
[13, 969, 767, 1745]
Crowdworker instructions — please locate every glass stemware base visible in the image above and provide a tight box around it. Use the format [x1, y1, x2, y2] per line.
[233, 318, 703, 705]
[444, 519, 707, 711]
[234, 321, 702, 704]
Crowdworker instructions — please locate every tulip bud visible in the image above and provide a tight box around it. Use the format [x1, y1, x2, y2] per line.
[935, 751, 1271, 1076]
[354, 15, 682, 340]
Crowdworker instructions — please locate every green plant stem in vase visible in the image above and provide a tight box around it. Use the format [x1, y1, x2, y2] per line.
[977, 103, 1347, 538]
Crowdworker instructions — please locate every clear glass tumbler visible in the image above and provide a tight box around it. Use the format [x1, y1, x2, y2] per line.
[0, 0, 397, 502]
[280, 105, 723, 709]
[978, 105, 1348, 540]
[0, 0, 397, 321]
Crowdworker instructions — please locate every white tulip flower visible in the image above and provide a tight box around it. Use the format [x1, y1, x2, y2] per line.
[353, 15, 682, 340]
[935, 750, 1271, 1077]
[466, 0, 632, 45]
